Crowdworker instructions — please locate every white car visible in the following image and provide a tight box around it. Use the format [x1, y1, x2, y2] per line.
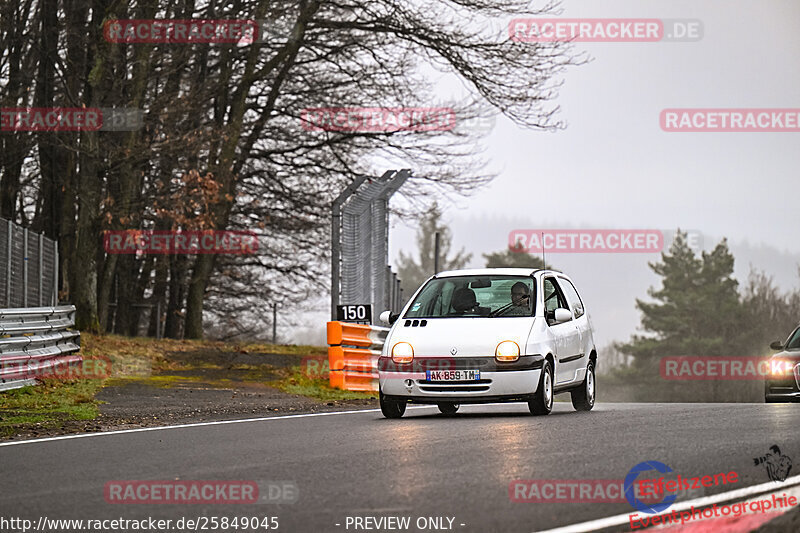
[377, 268, 597, 418]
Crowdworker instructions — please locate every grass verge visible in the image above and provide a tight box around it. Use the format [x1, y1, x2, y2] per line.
[272, 366, 376, 401]
[1, 333, 372, 438]
[0, 379, 104, 437]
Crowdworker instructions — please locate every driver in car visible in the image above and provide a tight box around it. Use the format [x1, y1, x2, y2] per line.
[506, 282, 531, 316]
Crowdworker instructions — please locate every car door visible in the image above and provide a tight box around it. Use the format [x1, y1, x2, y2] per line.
[543, 277, 582, 385]
[558, 276, 592, 365]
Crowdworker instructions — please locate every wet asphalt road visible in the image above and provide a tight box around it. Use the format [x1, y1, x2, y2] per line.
[1, 402, 798, 533]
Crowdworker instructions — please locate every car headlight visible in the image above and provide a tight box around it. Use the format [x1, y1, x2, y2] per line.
[495, 340, 520, 362]
[770, 359, 794, 375]
[391, 342, 414, 364]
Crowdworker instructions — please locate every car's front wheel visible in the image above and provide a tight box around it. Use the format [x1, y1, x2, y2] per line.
[437, 402, 460, 415]
[571, 360, 595, 411]
[380, 391, 406, 418]
[529, 361, 553, 415]
[764, 380, 784, 403]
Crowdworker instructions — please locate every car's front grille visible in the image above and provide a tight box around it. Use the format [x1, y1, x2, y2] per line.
[769, 386, 796, 393]
[419, 384, 491, 393]
[417, 379, 492, 393]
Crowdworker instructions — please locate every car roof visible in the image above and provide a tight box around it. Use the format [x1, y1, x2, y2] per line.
[435, 268, 563, 278]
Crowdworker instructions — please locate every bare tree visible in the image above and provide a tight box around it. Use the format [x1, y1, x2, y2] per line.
[0, 0, 579, 338]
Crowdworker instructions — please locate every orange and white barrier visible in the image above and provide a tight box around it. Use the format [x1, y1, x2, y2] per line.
[326, 321, 389, 392]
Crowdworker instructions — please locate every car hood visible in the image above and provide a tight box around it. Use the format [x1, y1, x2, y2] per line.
[386, 317, 536, 357]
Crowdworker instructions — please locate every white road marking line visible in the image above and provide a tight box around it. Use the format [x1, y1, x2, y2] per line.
[533, 475, 800, 533]
[0, 405, 438, 448]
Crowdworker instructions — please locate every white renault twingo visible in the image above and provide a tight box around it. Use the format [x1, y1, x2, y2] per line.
[377, 268, 596, 418]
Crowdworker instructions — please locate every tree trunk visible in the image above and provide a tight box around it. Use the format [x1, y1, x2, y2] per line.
[148, 253, 170, 337]
[165, 254, 188, 338]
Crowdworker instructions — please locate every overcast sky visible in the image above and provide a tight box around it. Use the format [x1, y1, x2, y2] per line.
[380, 1, 800, 348]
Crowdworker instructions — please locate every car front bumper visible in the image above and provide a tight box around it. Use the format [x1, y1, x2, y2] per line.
[378, 355, 544, 403]
[765, 365, 800, 402]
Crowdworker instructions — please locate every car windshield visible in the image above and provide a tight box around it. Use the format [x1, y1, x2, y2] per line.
[785, 327, 800, 350]
[404, 275, 536, 318]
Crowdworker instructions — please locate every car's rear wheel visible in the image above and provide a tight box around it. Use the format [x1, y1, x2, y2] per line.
[379, 391, 406, 418]
[529, 361, 553, 415]
[437, 402, 460, 415]
[571, 360, 595, 411]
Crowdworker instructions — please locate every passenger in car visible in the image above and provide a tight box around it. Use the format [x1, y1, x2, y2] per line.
[451, 287, 480, 314]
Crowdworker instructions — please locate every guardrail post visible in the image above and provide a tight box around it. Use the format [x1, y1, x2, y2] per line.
[38, 233, 43, 307]
[6, 219, 11, 307]
[53, 241, 58, 305]
[391, 270, 397, 313]
[272, 302, 277, 343]
[385, 266, 392, 314]
[23, 227, 28, 308]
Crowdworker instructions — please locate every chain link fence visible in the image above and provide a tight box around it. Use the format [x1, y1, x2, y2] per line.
[337, 170, 409, 322]
[0, 218, 58, 308]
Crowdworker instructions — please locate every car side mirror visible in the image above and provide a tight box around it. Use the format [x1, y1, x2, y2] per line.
[770, 341, 784, 351]
[379, 311, 400, 325]
[554, 308, 572, 324]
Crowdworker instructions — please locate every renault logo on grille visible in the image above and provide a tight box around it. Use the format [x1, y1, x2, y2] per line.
[450, 347, 458, 355]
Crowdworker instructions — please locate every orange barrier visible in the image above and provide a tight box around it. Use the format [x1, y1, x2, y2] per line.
[328, 346, 380, 372]
[329, 370, 379, 392]
[327, 321, 388, 349]
[327, 321, 388, 392]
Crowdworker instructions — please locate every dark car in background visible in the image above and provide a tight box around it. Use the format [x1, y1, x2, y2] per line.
[765, 324, 800, 402]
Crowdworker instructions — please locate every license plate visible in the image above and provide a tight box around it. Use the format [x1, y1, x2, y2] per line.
[426, 370, 480, 381]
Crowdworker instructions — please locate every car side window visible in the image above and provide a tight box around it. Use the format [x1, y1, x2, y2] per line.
[559, 278, 585, 318]
[543, 278, 569, 319]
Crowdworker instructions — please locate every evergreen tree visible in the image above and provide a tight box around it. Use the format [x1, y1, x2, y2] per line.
[396, 203, 471, 293]
[740, 269, 800, 354]
[484, 242, 549, 269]
[620, 230, 746, 369]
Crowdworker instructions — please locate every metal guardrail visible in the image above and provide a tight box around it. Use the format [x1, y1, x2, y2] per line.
[0, 305, 81, 391]
[326, 321, 389, 392]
